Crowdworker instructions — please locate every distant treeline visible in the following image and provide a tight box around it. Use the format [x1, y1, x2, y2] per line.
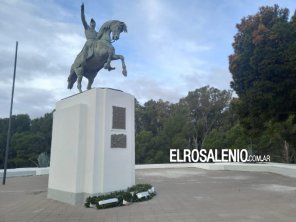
[135, 86, 295, 164]
[0, 113, 52, 168]
[0, 85, 295, 168]
[1, 4, 296, 168]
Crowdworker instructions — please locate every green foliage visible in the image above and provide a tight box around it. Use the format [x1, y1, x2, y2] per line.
[135, 86, 233, 164]
[202, 129, 229, 150]
[135, 130, 154, 164]
[127, 184, 155, 202]
[1, 76, 295, 167]
[180, 86, 233, 149]
[136, 99, 171, 135]
[11, 132, 47, 167]
[202, 124, 249, 151]
[127, 183, 152, 193]
[229, 5, 296, 162]
[85, 184, 155, 209]
[0, 113, 53, 168]
[0, 114, 30, 168]
[229, 4, 296, 126]
[225, 124, 250, 149]
[85, 191, 124, 209]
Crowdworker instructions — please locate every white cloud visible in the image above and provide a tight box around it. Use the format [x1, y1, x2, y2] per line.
[2, 0, 294, 118]
[0, 0, 79, 117]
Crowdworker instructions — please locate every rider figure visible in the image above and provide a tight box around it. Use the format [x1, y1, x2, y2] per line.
[80, 3, 97, 68]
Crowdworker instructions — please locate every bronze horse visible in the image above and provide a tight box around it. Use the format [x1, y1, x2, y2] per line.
[67, 20, 128, 92]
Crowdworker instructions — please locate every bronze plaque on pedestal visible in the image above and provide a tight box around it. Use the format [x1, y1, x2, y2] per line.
[111, 134, 127, 148]
[112, 106, 126, 129]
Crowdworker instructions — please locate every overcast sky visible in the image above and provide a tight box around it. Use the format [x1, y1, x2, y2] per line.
[0, 0, 295, 118]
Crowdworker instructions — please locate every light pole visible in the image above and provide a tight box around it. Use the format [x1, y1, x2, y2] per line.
[2, 41, 18, 185]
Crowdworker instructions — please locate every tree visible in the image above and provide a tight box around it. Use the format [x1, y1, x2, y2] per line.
[229, 5, 296, 162]
[0, 114, 31, 168]
[31, 112, 53, 154]
[135, 99, 173, 164]
[179, 86, 232, 149]
[229, 5, 296, 124]
[0, 113, 53, 168]
[11, 132, 47, 167]
[137, 99, 171, 135]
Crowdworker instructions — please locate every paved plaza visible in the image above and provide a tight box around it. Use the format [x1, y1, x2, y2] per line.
[1, 168, 296, 222]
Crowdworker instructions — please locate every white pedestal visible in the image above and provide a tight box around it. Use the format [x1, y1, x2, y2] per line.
[47, 88, 135, 205]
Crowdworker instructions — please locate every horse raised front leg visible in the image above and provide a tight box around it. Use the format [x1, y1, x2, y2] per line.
[104, 50, 115, 71]
[112, 54, 127, 76]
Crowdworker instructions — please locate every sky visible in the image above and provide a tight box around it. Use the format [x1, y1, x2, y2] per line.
[0, 0, 295, 118]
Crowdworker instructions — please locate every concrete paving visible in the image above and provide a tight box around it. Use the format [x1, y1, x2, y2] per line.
[1, 168, 296, 222]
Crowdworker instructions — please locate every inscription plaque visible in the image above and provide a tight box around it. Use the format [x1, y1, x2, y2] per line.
[111, 134, 127, 148]
[112, 106, 126, 129]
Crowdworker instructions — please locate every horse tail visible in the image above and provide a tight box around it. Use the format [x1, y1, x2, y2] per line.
[67, 66, 77, 89]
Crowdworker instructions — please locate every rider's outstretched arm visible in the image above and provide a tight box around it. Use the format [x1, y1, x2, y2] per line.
[81, 3, 88, 30]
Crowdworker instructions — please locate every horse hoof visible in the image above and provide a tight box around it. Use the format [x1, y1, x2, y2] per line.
[122, 70, 127, 76]
[104, 63, 109, 70]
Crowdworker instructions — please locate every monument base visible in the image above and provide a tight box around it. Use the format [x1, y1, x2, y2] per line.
[47, 88, 135, 205]
[47, 189, 90, 205]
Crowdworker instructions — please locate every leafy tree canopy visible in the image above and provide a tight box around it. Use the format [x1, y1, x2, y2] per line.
[229, 5, 296, 124]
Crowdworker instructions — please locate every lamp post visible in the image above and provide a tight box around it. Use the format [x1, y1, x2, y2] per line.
[2, 41, 18, 185]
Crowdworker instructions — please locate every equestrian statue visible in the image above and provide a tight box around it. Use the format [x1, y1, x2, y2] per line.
[67, 3, 128, 92]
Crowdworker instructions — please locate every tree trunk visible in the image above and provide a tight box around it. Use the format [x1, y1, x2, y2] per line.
[284, 140, 289, 163]
[193, 136, 198, 150]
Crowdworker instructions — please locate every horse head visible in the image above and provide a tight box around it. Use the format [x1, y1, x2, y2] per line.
[97, 20, 127, 41]
[110, 21, 127, 40]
